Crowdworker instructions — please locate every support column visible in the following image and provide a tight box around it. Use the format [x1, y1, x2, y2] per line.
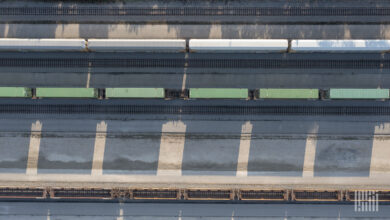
[157, 121, 186, 176]
[370, 123, 390, 176]
[91, 121, 107, 176]
[26, 120, 42, 175]
[302, 124, 319, 177]
[236, 121, 253, 177]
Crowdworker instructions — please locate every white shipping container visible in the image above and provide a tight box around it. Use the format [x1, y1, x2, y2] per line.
[87, 39, 186, 52]
[0, 38, 86, 51]
[291, 40, 390, 52]
[189, 39, 288, 53]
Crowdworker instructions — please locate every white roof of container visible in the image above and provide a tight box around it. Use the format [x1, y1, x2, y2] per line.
[87, 39, 186, 52]
[291, 40, 390, 52]
[189, 39, 288, 53]
[0, 38, 86, 51]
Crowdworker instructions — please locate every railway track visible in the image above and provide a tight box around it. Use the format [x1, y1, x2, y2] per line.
[1, 100, 390, 116]
[0, 58, 387, 69]
[1, 7, 390, 17]
[2, 6, 390, 24]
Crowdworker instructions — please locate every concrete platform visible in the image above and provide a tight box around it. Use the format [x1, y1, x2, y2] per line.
[2, 24, 390, 39]
[0, 115, 388, 189]
[0, 202, 389, 219]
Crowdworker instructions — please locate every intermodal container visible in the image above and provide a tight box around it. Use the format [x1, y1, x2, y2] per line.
[329, 89, 389, 99]
[189, 39, 288, 53]
[106, 88, 165, 98]
[36, 88, 98, 98]
[190, 88, 248, 99]
[0, 39, 86, 51]
[259, 89, 319, 99]
[291, 40, 390, 53]
[88, 39, 186, 53]
[0, 87, 32, 98]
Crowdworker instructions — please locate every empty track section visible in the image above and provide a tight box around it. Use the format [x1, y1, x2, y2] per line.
[0, 52, 388, 69]
[3, 7, 390, 16]
[1, 100, 390, 116]
[2, 6, 390, 24]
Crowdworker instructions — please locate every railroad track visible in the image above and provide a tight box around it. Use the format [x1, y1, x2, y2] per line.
[1, 7, 390, 16]
[2, 6, 390, 24]
[0, 58, 387, 69]
[2, 100, 390, 115]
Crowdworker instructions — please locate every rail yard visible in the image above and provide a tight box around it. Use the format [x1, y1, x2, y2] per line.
[0, 0, 390, 219]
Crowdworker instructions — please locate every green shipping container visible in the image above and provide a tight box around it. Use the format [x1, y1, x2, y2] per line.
[329, 89, 389, 99]
[36, 88, 98, 98]
[0, 87, 32, 98]
[190, 88, 248, 99]
[106, 88, 164, 98]
[259, 89, 319, 99]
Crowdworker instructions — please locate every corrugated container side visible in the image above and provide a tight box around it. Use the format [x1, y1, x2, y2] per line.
[329, 89, 389, 99]
[0, 87, 32, 98]
[190, 88, 248, 99]
[259, 89, 319, 99]
[36, 88, 98, 98]
[50, 188, 112, 199]
[0, 39, 86, 51]
[87, 39, 186, 52]
[292, 190, 341, 201]
[132, 189, 180, 200]
[0, 187, 45, 199]
[239, 189, 287, 201]
[189, 39, 288, 53]
[106, 88, 165, 98]
[291, 40, 390, 52]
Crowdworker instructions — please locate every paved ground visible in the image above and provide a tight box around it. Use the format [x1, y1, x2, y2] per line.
[0, 202, 389, 219]
[3, 24, 390, 39]
[0, 114, 389, 189]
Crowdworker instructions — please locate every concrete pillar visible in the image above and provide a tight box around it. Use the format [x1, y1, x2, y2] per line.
[157, 121, 186, 176]
[91, 121, 107, 176]
[236, 121, 253, 177]
[302, 124, 319, 177]
[26, 120, 42, 175]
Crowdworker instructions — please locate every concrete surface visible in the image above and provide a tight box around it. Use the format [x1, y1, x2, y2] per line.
[0, 202, 389, 219]
[3, 24, 390, 39]
[0, 115, 389, 189]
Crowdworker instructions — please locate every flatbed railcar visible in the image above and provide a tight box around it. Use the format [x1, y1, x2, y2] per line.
[36, 88, 98, 98]
[0, 87, 389, 100]
[2, 38, 390, 53]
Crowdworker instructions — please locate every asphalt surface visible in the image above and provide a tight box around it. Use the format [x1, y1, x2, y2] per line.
[0, 202, 389, 219]
[0, 52, 390, 89]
